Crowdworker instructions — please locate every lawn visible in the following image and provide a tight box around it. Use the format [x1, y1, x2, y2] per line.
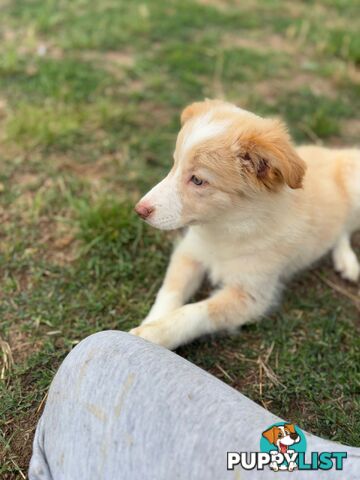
[0, 0, 359, 477]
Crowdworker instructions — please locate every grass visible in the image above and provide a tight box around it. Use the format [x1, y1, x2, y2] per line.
[0, 0, 359, 477]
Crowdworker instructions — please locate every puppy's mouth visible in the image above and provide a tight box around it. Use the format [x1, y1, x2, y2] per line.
[279, 442, 288, 454]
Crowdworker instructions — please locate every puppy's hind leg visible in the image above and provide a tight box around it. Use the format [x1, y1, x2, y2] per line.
[332, 233, 359, 282]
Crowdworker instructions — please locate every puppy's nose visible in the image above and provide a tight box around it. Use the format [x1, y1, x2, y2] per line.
[135, 203, 154, 219]
[290, 433, 298, 440]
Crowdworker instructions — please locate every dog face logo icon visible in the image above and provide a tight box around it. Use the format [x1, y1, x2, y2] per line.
[262, 423, 300, 454]
[260, 422, 306, 472]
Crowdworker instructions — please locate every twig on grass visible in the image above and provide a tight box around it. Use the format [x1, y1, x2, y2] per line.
[215, 363, 234, 382]
[264, 341, 275, 363]
[0, 338, 14, 380]
[10, 457, 26, 479]
[257, 342, 285, 396]
[36, 392, 49, 414]
[257, 357, 285, 389]
[314, 272, 360, 312]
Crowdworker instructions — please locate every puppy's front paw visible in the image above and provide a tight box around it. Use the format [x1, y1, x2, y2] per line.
[129, 322, 169, 348]
[141, 313, 160, 325]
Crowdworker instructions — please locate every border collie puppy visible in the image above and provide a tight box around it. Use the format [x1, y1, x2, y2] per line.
[131, 100, 360, 349]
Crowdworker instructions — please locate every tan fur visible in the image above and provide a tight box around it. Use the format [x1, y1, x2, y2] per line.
[180, 99, 225, 125]
[164, 255, 201, 292]
[181, 102, 306, 190]
[207, 287, 248, 327]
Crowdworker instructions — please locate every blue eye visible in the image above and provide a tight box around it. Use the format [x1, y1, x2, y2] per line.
[191, 175, 203, 186]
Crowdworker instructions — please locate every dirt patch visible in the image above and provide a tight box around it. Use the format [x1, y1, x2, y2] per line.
[36, 216, 78, 266]
[345, 63, 360, 85]
[1, 396, 44, 479]
[285, 1, 349, 28]
[13, 172, 41, 188]
[252, 73, 337, 105]
[221, 32, 297, 55]
[81, 49, 135, 67]
[6, 326, 43, 366]
[55, 153, 119, 184]
[81, 49, 135, 79]
[103, 51, 135, 67]
[196, 0, 233, 12]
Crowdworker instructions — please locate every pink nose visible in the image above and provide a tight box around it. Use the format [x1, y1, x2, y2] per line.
[135, 203, 154, 219]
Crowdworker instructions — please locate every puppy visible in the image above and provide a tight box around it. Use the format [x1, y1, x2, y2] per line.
[262, 424, 300, 471]
[130, 99, 360, 349]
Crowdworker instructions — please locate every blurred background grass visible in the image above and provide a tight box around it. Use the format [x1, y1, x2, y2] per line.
[0, 0, 359, 477]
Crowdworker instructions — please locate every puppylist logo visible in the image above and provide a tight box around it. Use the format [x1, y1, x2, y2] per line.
[227, 422, 347, 472]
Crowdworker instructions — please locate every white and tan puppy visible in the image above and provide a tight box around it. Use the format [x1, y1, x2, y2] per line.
[130, 99, 360, 349]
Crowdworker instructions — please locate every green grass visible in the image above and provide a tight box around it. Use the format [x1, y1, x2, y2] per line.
[0, 0, 359, 477]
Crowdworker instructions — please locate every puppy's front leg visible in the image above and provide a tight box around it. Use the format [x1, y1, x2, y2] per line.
[142, 238, 205, 325]
[131, 286, 260, 350]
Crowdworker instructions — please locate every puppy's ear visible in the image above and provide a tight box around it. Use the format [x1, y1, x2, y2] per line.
[262, 427, 277, 445]
[285, 423, 296, 434]
[238, 118, 306, 190]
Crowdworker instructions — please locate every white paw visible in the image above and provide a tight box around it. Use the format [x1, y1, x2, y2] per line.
[141, 315, 157, 325]
[288, 461, 298, 472]
[129, 322, 170, 348]
[333, 248, 360, 282]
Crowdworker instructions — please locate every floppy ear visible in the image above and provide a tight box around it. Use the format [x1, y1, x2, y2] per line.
[262, 427, 277, 445]
[285, 423, 296, 434]
[239, 119, 306, 190]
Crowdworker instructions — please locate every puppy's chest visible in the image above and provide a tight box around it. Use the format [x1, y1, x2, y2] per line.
[194, 241, 264, 285]
[188, 228, 286, 285]
[207, 255, 260, 285]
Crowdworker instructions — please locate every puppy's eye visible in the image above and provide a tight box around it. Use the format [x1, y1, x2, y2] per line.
[190, 175, 204, 186]
[278, 433, 282, 438]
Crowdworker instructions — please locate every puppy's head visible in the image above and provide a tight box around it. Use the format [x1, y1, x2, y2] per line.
[135, 100, 306, 230]
[262, 423, 300, 453]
